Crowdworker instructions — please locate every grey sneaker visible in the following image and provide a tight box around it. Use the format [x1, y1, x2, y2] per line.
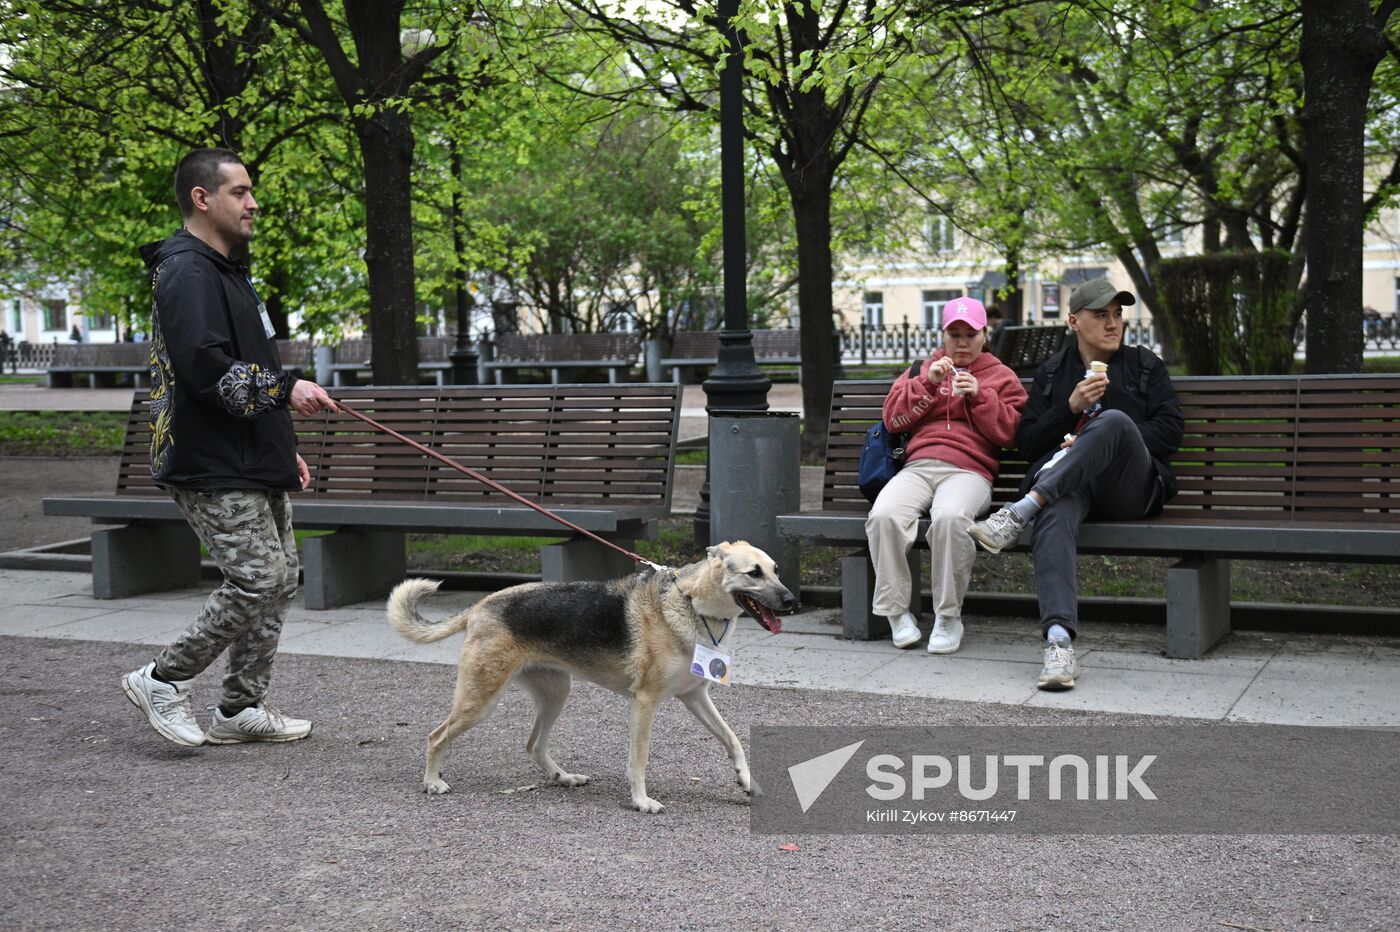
[969, 506, 1026, 554]
[121, 662, 205, 747]
[1038, 636, 1077, 690]
[205, 703, 312, 744]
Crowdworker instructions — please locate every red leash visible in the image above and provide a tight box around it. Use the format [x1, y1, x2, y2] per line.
[331, 401, 664, 573]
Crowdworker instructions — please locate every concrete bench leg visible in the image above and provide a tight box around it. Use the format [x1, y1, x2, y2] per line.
[541, 535, 636, 582]
[91, 524, 201, 599]
[840, 547, 921, 640]
[1165, 557, 1231, 659]
[301, 530, 406, 610]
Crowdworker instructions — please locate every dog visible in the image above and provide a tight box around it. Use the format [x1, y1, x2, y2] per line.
[387, 541, 794, 813]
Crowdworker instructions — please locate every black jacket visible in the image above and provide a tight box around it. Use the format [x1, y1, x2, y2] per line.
[139, 230, 300, 491]
[1015, 343, 1185, 510]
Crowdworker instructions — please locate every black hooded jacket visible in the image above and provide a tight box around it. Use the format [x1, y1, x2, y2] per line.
[139, 230, 299, 490]
[1015, 343, 1185, 510]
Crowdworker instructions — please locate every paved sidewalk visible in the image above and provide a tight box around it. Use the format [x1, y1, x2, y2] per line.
[4, 566, 1397, 727]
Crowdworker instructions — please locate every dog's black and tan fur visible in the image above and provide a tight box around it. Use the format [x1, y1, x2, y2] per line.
[387, 541, 794, 813]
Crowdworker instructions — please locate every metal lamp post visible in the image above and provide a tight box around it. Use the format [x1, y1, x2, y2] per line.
[693, 0, 771, 544]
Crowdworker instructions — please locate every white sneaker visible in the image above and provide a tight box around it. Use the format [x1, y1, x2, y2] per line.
[927, 615, 964, 654]
[121, 662, 205, 747]
[887, 612, 921, 649]
[205, 703, 312, 744]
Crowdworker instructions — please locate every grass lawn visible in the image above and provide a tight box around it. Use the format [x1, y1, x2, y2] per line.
[0, 410, 126, 455]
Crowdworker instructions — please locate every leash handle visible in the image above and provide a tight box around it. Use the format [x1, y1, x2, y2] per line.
[331, 401, 659, 572]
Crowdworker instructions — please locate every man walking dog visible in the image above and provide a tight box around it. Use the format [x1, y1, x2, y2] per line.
[121, 148, 335, 747]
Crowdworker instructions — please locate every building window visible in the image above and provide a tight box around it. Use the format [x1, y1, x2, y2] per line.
[6, 299, 19, 335]
[863, 291, 884, 328]
[920, 289, 961, 329]
[42, 299, 66, 332]
[1042, 284, 1061, 319]
[87, 311, 115, 331]
[924, 209, 956, 254]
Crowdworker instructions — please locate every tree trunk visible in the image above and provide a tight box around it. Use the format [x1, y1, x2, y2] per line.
[360, 110, 419, 384]
[264, 265, 290, 338]
[1300, 0, 1383, 374]
[790, 184, 835, 462]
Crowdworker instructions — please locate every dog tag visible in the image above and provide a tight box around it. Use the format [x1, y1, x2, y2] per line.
[691, 643, 732, 685]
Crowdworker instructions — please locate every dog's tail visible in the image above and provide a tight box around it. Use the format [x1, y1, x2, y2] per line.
[386, 578, 472, 643]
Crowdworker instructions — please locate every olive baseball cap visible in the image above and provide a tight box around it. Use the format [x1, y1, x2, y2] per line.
[1069, 278, 1136, 314]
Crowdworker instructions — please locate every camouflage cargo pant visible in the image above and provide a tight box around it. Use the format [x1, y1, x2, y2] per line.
[155, 488, 299, 710]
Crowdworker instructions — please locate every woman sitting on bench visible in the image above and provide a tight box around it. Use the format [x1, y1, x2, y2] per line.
[865, 298, 1027, 653]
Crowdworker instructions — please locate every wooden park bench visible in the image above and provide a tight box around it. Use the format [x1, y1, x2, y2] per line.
[990, 324, 1072, 375]
[660, 329, 803, 383]
[42, 382, 681, 609]
[483, 333, 642, 385]
[46, 340, 311, 387]
[326, 336, 454, 386]
[777, 373, 1400, 658]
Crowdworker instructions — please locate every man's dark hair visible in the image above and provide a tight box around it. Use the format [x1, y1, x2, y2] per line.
[174, 148, 244, 218]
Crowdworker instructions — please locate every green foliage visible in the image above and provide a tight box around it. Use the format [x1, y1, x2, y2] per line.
[1155, 251, 1296, 375]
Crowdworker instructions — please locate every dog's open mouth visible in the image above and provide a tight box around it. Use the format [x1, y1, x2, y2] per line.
[737, 594, 782, 634]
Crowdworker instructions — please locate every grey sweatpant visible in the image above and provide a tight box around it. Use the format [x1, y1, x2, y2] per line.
[866, 458, 993, 619]
[1028, 409, 1160, 640]
[155, 488, 299, 710]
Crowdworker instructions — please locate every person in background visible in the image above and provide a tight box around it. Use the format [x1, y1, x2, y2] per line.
[865, 297, 1027, 653]
[985, 303, 1009, 356]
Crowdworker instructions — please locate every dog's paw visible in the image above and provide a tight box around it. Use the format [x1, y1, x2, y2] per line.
[631, 796, 665, 814]
[736, 767, 753, 794]
[553, 771, 590, 787]
[424, 777, 451, 795]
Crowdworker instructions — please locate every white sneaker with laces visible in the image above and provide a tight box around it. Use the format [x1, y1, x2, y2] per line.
[205, 703, 312, 744]
[969, 506, 1027, 554]
[927, 615, 964, 654]
[121, 662, 205, 747]
[887, 612, 921, 649]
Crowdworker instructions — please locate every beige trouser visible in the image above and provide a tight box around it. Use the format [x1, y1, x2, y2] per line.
[865, 458, 992, 619]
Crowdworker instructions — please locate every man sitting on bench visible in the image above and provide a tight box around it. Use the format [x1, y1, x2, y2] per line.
[968, 278, 1183, 691]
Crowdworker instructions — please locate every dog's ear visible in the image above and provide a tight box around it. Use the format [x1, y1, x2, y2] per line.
[706, 543, 729, 562]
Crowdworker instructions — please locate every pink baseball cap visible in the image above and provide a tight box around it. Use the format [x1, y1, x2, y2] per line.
[943, 296, 987, 331]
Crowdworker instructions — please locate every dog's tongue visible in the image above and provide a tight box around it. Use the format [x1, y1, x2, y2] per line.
[740, 595, 782, 634]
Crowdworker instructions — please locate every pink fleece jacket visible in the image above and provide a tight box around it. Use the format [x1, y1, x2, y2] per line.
[881, 350, 1028, 482]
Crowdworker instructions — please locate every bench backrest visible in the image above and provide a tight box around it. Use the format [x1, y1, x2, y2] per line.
[993, 325, 1071, 374]
[668, 329, 801, 360]
[822, 373, 1400, 522]
[277, 340, 312, 368]
[331, 336, 454, 366]
[53, 341, 305, 369]
[117, 384, 681, 511]
[493, 333, 642, 363]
